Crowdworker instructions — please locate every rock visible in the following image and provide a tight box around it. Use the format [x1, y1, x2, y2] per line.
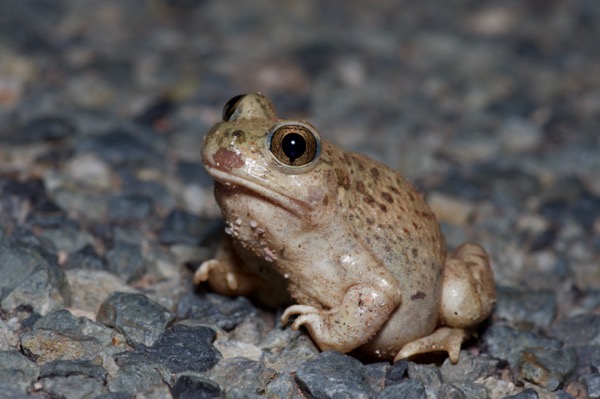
[115, 324, 221, 373]
[0, 350, 40, 391]
[440, 351, 499, 383]
[262, 332, 319, 374]
[502, 387, 540, 399]
[407, 362, 444, 391]
[517, 347, 577, 391]
[207, 357, 276, 396]
[366, 362, 390, 392]
[94, 393, 133, 399]
[34, 309, 81, 333]
[453, 383, 489, 399]
[582, 374, 600, 399]
[265, 373, 302, 399]
[385, 359, 408, 386]
[42, 375, 108, 399]
[97, 292, 175, 347]
[107, 362, 172, 395]
[176, 292, 256, 331]
[0, 238, 71, 315]
[551, 315, 600, 347]
[76, 128, 161, 167]
[171, 375, 222, 399]
[20, 329, 104, 364]
[108, 194, 154, 224]
[105, 242, 147, 283]
[439, 384, 468, 399]
[65, 269, 137, 314]
[63, 244, 108, 271]
[494, 286, 556, 328]
[482, 325, 562, 367]
[11, 115, 77, 143]
[377, 379, 426, 399]
[40, 359, 108, 381]
[159, 210, 222, 246]
[0, 380, 38, 399]
[64, 153, 114, 191]
[295, 350, 378, 399]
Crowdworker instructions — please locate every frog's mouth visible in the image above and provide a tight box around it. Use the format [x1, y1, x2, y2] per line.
[204, 164, 314, 217]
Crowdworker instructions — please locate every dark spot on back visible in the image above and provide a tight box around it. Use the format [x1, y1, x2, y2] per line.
[411, 247, 418, 258]
[357, 181, 366, 194]
[411, 291, 426, 301]
[370, 167, 380, 179]
[381, 192, 394, 204]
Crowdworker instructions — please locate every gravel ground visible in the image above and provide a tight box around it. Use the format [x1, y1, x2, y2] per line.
[0, 1, 599, 398]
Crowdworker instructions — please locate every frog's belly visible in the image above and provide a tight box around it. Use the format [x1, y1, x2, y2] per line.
[360, 279, 442, 360]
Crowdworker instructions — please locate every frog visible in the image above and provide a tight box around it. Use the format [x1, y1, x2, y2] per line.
[194, 93, 496, 363]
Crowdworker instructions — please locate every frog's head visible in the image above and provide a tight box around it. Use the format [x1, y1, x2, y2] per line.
[202, 93, 337, 218]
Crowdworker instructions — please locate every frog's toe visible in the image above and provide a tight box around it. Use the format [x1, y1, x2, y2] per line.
[193, 259, 218, 284]
[394, 327, 469, 364]
[281, 305, 320, 325]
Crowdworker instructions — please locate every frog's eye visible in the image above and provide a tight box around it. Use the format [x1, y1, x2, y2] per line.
[222, 94, 247, 121]
[269, 123, 320, 167]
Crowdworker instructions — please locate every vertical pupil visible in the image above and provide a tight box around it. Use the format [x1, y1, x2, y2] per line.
[282, 133, 306, 163]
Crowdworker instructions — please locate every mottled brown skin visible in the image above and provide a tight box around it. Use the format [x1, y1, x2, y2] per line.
[195, 93, 496, 363]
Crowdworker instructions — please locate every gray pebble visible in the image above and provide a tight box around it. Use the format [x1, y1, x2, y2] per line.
[451, 382, 489, 399]
[63, 244, 108, 271]
[159, 210, 223, 246]
[440, 351, 498, 384]
[583, 374, 600, 399]
[502, 387, 539, 399]
[407, 362, 444, 391]
[0, 350, 40, 391]
[385, 359, 408, 386]
[115, 324, 221, 373]
[439, 384, 467, 399]
[97, 292, 175, 347]
[551, 314, 600, 347]
[171, 375, 223, 399]
[108, 362, 172, 395]
[482, 325, 562, 367]
[42, 375, 108, 399]
[208, 357, 276, 395]
[40, 359, 107, 381]
[95, 393, 133, 399]
[265, 373, 303, 399]
[177, 292, 256, 331]
[34, 309, 81, 333]
[65, 269, 137, 314]
[108, 194, 154, 224]
[0, 380, 37, 399]
[105, 242, 147, 283]
[0, 238, 71, 315]
[76, 128, 161, 167]
[365, 362, 390, 392]
[494, 286, 556, 328]
[377, 379, 426, 399]
[517, 347, 577, 391]
[295, 350, 377, 398]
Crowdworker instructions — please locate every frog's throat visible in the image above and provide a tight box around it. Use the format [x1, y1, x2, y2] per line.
[205, 165, 314, 217]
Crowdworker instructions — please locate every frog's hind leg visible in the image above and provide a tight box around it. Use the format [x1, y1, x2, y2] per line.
[394, 243, 495, 363]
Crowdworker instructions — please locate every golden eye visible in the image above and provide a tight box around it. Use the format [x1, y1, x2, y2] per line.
[222, 94, 247, 121]
[269, 124, 320, 167]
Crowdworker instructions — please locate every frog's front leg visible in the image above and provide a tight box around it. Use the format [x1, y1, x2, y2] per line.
[281, 276, 401, 353]
[194, 235, 265, 296]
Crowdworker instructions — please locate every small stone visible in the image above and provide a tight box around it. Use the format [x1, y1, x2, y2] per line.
[440, 352, 499, 383]
[494, 286, 556, 328]
[226, 388, 263, 399]
[439, 384, 467, 399]
[159, 210, 222, 246]
[105, 242, 146, 283]
[65, 269, 137, 314]
[39, 359, 107, 381]
[213, 339, 263, 361]
[76, 128, 161, 167]
[295, 350, 377, 398]
[42, 375, 108, 399]
[517, 347, 577, 391]
[262, 332, 319, 373]
[12, 115, 77, 143]
[265, 373, 302, 399]
[482, 325, 562, 367]
[171, 375, 222, 399]
[94, 393, 133, 399]
[0, 350, 40, 391]
[0, 238, 71, 315]
[407, 362, 444, 391]
[20, 329, 104, 365]
[97, 292, 175, 347]
[63, 244, 108, 271]
[551, 315, 600, 347]
[107, 362, 171, 395]
[38, 223, 95, 254]
[0, 380, 37, 399]
[502, 387, 539, 399]
[176, 292, 256, 331]
[115, 324, 221, 373]
[377, 379, 426, 399]
[453, 382, 489, 399]
[583, 374, 600, 399]
[108, 194, 154, 224]
[64, 154, 114, 191]
[207, 357, 275, 395]
[385, 359, 408, 386]
[366, 362, 390, 392]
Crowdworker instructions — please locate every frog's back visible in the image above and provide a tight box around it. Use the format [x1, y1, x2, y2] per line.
[324, 142, 445, 283]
